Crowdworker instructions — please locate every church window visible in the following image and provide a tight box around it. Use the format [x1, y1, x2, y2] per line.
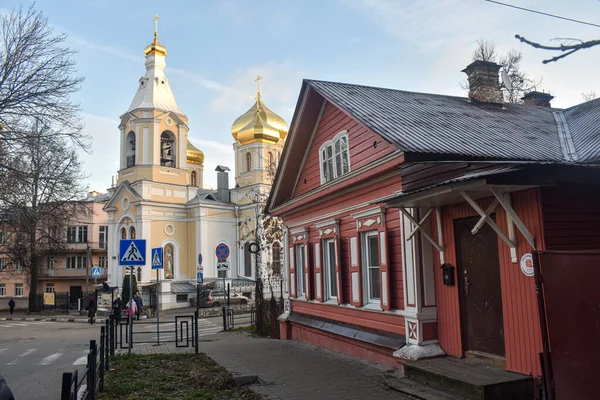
[121, 227, 127, 239]
[164, 244, 174, 279]
[160, 131, 176, 168]
[245, 152, 252, 172]
[268, 152, 274, 169]
[319, 131, 350, 184]
[191, 171, 197, 187]
[126, 131, 136, 168]
[129, 227, 136, 240]
[244, 242, 252, 277]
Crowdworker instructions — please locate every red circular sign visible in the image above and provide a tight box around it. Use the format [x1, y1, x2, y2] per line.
[216, 243, 230, 261]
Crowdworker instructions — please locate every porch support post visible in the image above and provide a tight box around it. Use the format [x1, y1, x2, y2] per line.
[471, 199, 499, 235]
[490, 188, 536, 250]
[435, 208, 445, 265]
[395, 208, 444, 361]
[459, 191, 516, 250]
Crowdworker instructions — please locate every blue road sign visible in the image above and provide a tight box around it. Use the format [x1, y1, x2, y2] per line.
[119, 239, 146, 266]
[151, 247, 163, 270]
[91, 267, 101, 278]
[216, 243, 230, 261]
[197, 271, 203, 285]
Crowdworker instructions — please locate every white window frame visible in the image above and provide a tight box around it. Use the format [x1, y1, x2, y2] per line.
[66, 255, 87, 269]
[0, 284, 5, 296]
[319, 131, 351, 184]
[99, 256, 107, 268]
[322, 238, 337, 301]
[15, 284, 23, 297]
[99, 226, 108, 249]
[362, 231, 381, 304]
[67, 226, 88, 243]
[295, 244, 305, 298]
[0, 258, 6, 271]
[45, 283, 55, 293]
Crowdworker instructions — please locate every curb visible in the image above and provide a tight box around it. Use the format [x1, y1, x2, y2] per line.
[0, 316, 92, 323]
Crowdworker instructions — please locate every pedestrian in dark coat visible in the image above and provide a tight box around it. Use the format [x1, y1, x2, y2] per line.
[8, 298, 15, 315]
[87, 297, 96, 325]
[112, 297, 123, 325]
[133, 291, 143, 320]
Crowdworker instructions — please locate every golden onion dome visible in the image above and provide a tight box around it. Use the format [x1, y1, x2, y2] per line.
[144, 33, 167, 57]
[231, 92, 288, 145]
[186, 140, 204, 165]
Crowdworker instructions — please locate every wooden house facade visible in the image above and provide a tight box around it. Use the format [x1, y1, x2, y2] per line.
[267, 61, 600, 388]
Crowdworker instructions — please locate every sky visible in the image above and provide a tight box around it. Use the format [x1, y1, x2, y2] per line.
[3, 0, 600, 191]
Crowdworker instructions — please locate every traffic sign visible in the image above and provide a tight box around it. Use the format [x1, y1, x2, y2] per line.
[151, 247, 163, 270]
[196, 271, 203, 285]
[217, 261, 230, 272]
[119, 239, 146, 266]
[91, 267, 101, 278]
[216, 243, 230, 261]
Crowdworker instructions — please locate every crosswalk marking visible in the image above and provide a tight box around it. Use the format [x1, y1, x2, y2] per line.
[8, 349, 36, 365]
[73, 350, 90, 366]
[38, 350, 63, 365]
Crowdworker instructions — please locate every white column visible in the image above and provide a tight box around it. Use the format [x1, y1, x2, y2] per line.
[178, 125, 187, 169]
[143, 127, 150, 164]
[135, 124, 140, 165]
[120, 128, 126, 170]
[153, 121, 160, 166]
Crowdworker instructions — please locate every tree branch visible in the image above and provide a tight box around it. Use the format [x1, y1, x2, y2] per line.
[515, 34, 600, 63]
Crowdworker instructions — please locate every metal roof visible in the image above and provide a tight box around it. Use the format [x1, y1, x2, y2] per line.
[306, 80, 600, 164]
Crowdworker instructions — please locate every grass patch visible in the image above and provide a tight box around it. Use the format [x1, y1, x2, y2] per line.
[98, 353, 262, 400]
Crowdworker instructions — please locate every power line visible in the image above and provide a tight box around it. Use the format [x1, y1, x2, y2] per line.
[485, 0, 600, 29]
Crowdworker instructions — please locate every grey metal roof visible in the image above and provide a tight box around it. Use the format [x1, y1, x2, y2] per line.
[171, 283, 197, 293]
[306, 80, 600, 164]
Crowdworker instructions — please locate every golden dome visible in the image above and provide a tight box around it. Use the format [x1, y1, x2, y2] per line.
[144, 33, 167, 57]
[231, 93, 288, 145]
[186, 140, 204, 165]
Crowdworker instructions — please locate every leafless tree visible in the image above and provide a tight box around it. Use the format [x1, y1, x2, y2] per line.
[464, 39, 542, 103]
[0, 5, 87, 148]
[582, 91, 596, 102]
[0, 120, 89, 311]
[515, 35, 600, 64]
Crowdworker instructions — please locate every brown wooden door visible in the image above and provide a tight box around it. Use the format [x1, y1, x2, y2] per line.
[456, 217, 505, 356]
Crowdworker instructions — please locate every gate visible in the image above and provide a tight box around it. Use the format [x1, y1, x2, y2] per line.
[534, 250, 600, 400]
[116, 314, 198, 349]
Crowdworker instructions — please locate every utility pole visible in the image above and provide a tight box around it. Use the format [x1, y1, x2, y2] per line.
[86, 241, 92, 293]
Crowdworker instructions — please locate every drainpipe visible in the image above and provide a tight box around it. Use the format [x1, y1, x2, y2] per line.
[235, 205, 240, 278]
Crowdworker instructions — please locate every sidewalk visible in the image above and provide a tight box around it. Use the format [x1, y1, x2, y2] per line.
[0, 311, 90, 323]
[125, 332, 414, 400]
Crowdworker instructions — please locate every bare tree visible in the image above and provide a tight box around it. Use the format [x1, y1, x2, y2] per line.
[0, 5, 86, 148]
[464, 38, 542, 103]
[582, 91, 596, 102]
[515, 35, 600, 64]
[0, 120, 89, 311]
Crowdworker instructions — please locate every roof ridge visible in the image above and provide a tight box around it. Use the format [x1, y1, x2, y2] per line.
[553, 111, 579, 162]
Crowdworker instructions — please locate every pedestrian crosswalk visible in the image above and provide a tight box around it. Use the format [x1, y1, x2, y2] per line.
[131, 318, 222, 341]
[0, 320, 59, 329]
[1, 347, 92, 367]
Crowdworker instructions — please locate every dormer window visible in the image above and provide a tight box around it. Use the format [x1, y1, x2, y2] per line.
[319, 131, 350, 184]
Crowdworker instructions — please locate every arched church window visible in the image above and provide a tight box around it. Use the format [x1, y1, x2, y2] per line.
[244, 242, 252, 277]
[164, 244, 174, 279]
[272, 242, 281, 276]
[160, 131, 176, 168]
[246, 152, 252, 172]
[191, 171, 197, 187]
[268, 152, 274, 169]
[129, 227, 136, 240]
[126, 131, 136, 168]
[121, 227, 127, 240]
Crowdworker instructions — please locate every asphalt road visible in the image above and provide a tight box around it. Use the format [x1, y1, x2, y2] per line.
[0, 315, 228, 400]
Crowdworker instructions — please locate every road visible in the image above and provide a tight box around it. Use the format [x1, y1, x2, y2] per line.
[0, 315, 227, 400]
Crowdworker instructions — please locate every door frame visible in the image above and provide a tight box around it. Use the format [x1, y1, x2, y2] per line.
[454, 215, 505, 357]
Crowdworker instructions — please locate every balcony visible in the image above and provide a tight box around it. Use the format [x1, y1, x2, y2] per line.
[39, 268, 107, 279]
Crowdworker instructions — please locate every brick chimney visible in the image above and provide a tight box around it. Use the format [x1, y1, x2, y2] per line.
[462, 60, 503, 104]
[522, 91, 554, 108]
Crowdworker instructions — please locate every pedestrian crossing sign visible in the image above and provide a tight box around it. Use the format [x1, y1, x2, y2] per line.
[91, 267, 101, 278]
[151, 247, 163, 270]
[119, 239, 146, 266]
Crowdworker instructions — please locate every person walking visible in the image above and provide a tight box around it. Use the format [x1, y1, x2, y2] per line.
[87, 296, 97, 325]
[8, 298, 15, 315]
[133, 291, 143, 321]
[112, 296, 123, 325]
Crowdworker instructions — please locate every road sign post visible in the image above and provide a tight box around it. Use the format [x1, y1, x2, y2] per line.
[151, 247, 163, 346]
[119, 239, 146, 355]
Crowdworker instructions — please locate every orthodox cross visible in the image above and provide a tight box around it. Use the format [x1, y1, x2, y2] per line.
[153, 14, 160, 36]
[255, 75, 262, 94]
